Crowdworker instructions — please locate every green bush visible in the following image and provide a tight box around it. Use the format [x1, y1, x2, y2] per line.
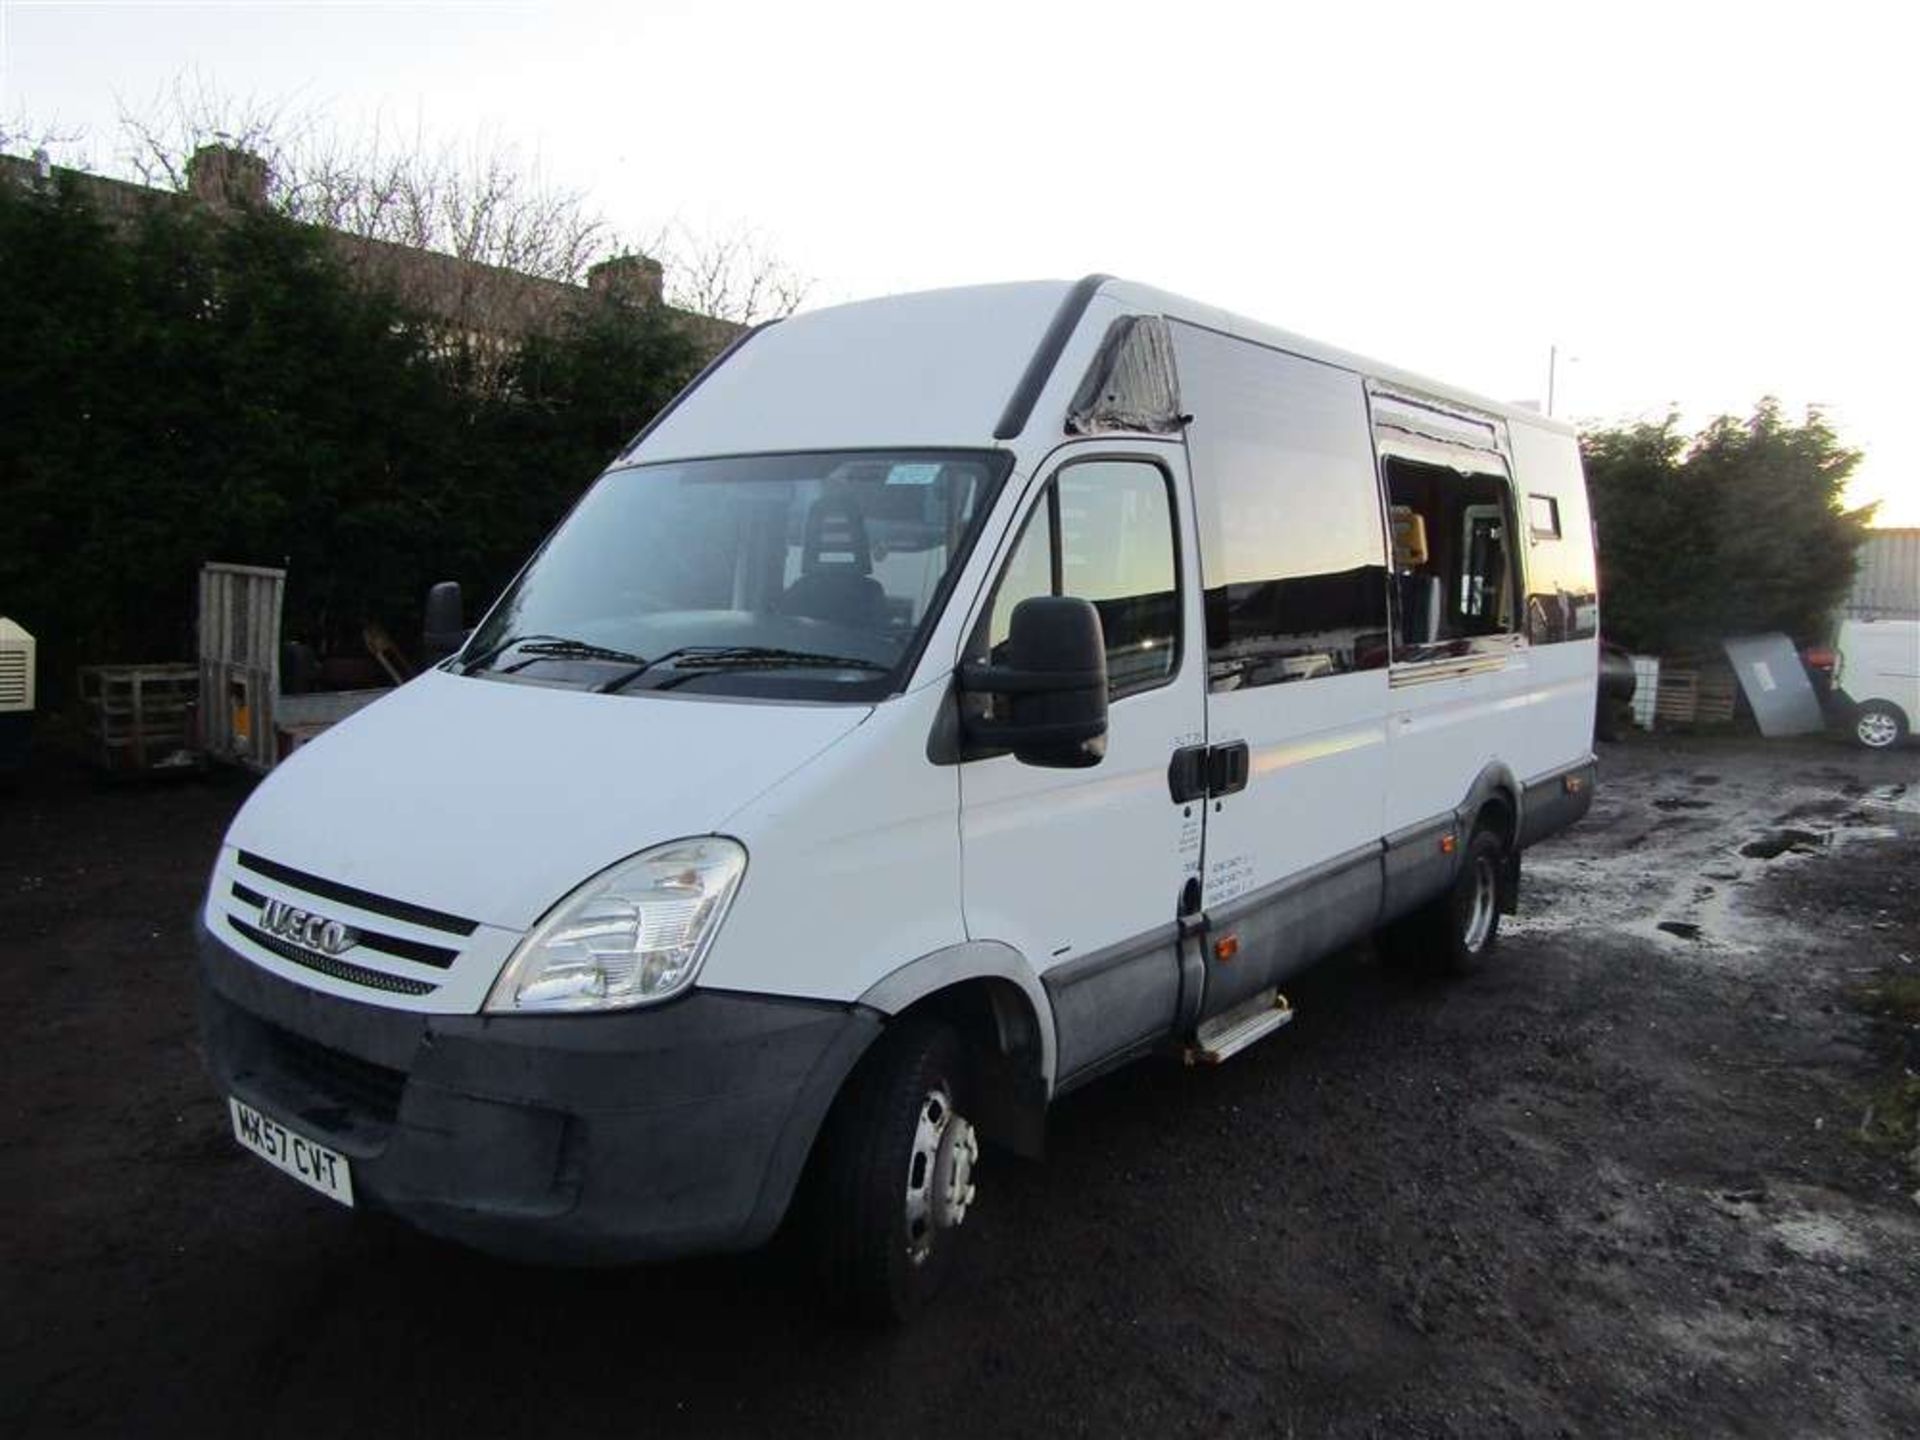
[0, 176, 698, 700]
[1582, 405, 1871, 654]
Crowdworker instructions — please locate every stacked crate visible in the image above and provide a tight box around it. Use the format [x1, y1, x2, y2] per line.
[78, 664, 200, 772]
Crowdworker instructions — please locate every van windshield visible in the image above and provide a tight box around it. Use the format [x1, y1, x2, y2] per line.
[462, 450, 1009, 701]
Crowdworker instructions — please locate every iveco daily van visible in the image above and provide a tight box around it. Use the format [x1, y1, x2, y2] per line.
[197, 277, 1600, 1319]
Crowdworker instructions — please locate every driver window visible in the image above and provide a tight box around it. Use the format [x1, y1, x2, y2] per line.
[979, 460, 1181, 700]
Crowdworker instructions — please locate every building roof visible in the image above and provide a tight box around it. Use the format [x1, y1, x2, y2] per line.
[1846, 527, 1920, 620]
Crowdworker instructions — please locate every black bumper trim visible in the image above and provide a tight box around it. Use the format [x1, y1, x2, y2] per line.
[197, 917, 881, 1263]
[1518, 756, 1596, 850]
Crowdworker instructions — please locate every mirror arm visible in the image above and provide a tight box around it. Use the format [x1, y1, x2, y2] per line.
[962, 716, 1108, 748]
[956, 661, 1107, 696]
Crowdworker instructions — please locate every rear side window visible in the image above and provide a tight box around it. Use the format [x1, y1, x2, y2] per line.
[1170, 323, 1390, 691]
[981, 459, 1180, 700]
[1511, 424, 1599, 644]
[1528, 493, 1562, 539]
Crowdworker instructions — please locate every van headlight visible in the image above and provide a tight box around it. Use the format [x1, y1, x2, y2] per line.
[485, 838, 746, 1013]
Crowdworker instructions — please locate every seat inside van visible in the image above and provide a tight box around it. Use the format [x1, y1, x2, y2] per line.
[779, 489, 888, 629]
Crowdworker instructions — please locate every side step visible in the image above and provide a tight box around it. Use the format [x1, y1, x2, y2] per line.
[1185, 987, 1294, 1066]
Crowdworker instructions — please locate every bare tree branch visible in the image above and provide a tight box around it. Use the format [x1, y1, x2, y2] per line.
[648, 220, 812, 325]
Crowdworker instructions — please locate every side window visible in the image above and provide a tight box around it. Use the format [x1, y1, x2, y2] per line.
[1527, 493, 1562, 539]
[1058, 462, 1179, 697]
[985, 506, 1053, 655]
[980, 460, 1181, 700]
[1383, 456, 1521, 657]
[1170, 326, 1389, 691]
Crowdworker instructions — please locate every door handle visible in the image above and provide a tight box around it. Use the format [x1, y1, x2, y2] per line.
[1207, 741, 1250, 797]
[1168, 746, 1209, 803]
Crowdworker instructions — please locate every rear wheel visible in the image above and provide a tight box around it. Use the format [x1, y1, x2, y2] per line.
[1853, 701, 1907, 750]
[806, 1019, 979, 1324]
[1383, 825, 1506, 975]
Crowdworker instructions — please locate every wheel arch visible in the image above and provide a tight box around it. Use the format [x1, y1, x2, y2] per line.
[856, 942, 1056, 1158]
[1454, 760, 1521, 849]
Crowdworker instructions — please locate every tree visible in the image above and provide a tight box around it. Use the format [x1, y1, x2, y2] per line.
[648, 220, 811, 325]
[0, 171, 700, 699]
[1582, 402, 1872, 653]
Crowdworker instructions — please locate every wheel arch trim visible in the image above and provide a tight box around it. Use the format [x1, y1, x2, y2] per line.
[857, 940, 1058, 1093]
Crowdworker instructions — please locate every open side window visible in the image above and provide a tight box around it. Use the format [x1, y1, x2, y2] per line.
[1382, 455, 1522, 663]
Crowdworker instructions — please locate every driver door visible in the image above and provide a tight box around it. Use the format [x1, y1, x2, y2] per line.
[958, 445, 1208, 1087]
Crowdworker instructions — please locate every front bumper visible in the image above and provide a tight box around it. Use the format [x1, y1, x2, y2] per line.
[196, 918, 880, 1263]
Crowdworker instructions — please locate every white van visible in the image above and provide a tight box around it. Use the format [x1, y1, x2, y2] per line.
[197, 277, 1599, 1319]
[1833, 617, 1918, 748]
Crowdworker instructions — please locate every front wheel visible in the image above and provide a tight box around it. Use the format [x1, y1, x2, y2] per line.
[805, 1019, 979, 1324]
[1853, 701, 1907, 750]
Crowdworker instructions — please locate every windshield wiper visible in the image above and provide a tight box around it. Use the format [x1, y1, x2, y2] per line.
[462, 634, 646, 676]
[598, 645, 890, 694]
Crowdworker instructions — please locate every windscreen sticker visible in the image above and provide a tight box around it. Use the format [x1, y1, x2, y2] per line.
[886, 464, 942, 486]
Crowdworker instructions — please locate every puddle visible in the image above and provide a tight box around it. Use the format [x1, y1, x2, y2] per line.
[1740, 828, 1827, 860]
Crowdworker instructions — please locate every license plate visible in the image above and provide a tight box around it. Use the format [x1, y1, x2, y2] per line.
[229, 1097, 355, 1207]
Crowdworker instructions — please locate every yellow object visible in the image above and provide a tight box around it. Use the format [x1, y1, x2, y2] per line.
[1390, 505, 1429, 567]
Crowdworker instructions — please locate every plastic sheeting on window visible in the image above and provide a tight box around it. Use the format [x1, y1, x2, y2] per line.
[1065, 316, 1185, 436]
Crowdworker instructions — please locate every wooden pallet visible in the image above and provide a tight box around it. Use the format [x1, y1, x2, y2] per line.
[78, 664, 200, 772]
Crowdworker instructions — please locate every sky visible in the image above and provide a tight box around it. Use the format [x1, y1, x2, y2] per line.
[4, 0, 1915, 523]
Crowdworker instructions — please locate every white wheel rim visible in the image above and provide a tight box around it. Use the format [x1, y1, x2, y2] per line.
[903, 1085, 975, 1266]
[1858, 712, 1898, 748]
[1462, 854, 1497, 953]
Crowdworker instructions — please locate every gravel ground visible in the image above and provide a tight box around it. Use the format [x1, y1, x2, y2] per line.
[2, 733, 1916, 1438]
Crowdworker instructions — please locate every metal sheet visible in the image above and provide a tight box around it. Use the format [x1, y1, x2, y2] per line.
[1722, 633, 1825, 737]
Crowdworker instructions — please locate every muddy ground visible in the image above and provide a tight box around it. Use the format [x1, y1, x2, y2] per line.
[2, 734, 1916, 1438]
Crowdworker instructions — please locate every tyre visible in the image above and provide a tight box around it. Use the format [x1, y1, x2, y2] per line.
[805, 1019, 979, 1324]
[1852, 700, 1907, 751]
[1383, 825, 1505, 976]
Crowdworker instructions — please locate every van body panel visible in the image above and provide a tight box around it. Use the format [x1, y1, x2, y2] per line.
[1171, 326, 1393, 919]
[631, 282, 1076, 463]
[699, 679, 972, 1007]
[952, 441, 1209, 1086]
[1835, 618, 1920, 721]
[221, 667, 866, 932]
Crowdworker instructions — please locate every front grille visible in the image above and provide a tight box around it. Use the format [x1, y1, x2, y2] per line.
[260, 1020, 409, 1125]
[235, 851, 478, 936]
[229, 916, 437, 996]
[230, 883, 459, 969]
[0, 652, 25, 707]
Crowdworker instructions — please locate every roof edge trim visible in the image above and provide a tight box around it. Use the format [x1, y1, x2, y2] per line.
[992, 274, 1110, 441]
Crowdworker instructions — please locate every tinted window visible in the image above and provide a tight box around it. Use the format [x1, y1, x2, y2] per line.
[981, 460, 1181, 700]
[1170, 323, 1389, 691]
[1510, 425, 1599, 644]
[1058, 463, 1179, 695]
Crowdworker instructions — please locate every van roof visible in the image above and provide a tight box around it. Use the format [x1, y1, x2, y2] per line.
[627, 276, 1573, 465]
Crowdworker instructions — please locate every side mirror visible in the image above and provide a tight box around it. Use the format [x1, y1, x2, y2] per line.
[958, 596, 1109, 768]
[422, 581, 470, 664]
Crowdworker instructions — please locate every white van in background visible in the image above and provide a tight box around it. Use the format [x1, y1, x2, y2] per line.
[1833, 618, 1919, 748]
[195, 277, 1600, 1320]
